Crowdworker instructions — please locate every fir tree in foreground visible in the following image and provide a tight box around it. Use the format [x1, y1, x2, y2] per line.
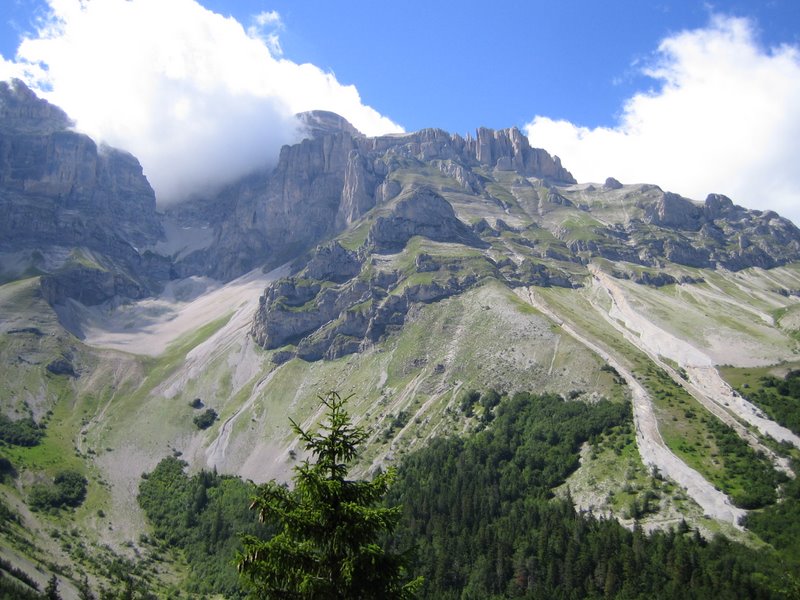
[238, 391, 421, 599]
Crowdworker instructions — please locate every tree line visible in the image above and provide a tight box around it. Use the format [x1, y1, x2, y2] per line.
[134, 390, 798, 598]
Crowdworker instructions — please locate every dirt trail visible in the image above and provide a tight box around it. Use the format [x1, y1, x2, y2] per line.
[521, 288, 746, 526]
[590, 269, 800, 469]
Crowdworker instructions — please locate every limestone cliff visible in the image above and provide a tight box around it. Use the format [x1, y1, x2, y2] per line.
[175, 119, 575, 281]
[0, 80, 168, 304]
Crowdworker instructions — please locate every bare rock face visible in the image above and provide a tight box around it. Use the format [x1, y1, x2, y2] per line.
[641, 192, 800, 269]
[304, 241, 362, 283]
[336, 150, 380, 228]
[176, 118, 576, 282]
[250, 276, 372, 352]
[547, 187, 574, 207]
[469, 127, 575, 183]
[0, 80, 168, 304]
[185, 129, 360, 280]
[367, 187, 488, 252]
[0, 79, 71, 134]
[703, 193, 737, 220]
[297, 110, 363, 139]
[642, 191, 703, 231]
[250, 266, 477, 363]
[0, 80, 163, 250]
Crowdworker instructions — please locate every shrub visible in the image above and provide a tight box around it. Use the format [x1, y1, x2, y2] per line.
[459, 389, 481, 415]
[193, 409, 218, 430]
[0, 414, 43, 446]
[29, 469, 87, 511]
[0, 456, 15, 481]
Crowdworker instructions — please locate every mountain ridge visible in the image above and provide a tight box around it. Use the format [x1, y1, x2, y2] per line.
[2, 79, 800, 596]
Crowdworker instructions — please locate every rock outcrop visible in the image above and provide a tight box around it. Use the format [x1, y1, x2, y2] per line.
[180, 127, 361, 280]
[642, 191, 703, 231]
[367, 188, 488, 252]
[250, 267, 478, 363]
[4, 84, 799, 319]
[304, 242, 363, 283]
[468, 127, 575, 182]
[297, 110, 363, 139]
[177, 121, 575, 281]
[0, 81, 163, 250]
[0, 80, 169, 304]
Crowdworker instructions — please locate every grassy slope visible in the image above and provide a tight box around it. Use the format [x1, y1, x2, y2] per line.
[535, 276, 791, 515]
[2, 167, 800, 593]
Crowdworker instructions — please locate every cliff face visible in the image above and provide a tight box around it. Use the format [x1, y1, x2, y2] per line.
[0, 80, 166, 304]
[3, 83, 799, 316]
[177, 118, 575, 281]
[0, 80, 163, 251]
[179, 129, 360, 280]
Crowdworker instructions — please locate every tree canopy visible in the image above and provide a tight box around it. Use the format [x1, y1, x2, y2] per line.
[237, 391, 420, 599]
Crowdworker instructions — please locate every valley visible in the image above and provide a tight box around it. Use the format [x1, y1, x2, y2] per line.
[2, 81, 800, 597]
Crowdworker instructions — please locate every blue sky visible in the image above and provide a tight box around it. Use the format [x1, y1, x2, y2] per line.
[200, 0, 800, 133]
[1, 0, 800, 224]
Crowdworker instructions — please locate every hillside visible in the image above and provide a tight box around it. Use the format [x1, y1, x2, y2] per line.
[1, 83, 800, 596]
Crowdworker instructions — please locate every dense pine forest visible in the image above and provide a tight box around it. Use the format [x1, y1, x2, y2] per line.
[124, 388, 800, 598]
[137, 458, 270, 597]
[387, 392, 795, 599]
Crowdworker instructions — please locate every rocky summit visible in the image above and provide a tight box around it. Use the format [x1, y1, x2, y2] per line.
[2, 82, 800, 598]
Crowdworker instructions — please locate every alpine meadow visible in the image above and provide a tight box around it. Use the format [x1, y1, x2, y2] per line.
[2, 4, 800, 598]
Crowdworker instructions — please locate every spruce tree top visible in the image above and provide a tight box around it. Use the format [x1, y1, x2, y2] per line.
[238, 391, 421, 599]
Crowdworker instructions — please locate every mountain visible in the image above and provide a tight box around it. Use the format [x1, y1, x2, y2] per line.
[2, 82, 800, 596]
[167, 108, 575, 281]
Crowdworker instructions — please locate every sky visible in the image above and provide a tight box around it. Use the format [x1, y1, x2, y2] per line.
[1, 0, 799, 225]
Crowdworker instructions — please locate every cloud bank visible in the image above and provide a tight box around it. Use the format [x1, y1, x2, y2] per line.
[525, 15, 800, 225]
[0, 0, 403, 203]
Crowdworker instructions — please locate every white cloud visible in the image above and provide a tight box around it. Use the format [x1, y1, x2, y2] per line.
[248, 10, 283, 56]
[525, 15, 800, 225]
[0, 0, 403, 203]
[253, 10, 282, 27]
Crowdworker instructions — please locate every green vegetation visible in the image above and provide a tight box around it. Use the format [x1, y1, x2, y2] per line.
[636, 362, 780, 508]
[64, 248, 106, 271]
[192, 408, 218, 430]
[128, 385, 800, 597]
[485, 182, 517, 208]
[0, 456, 15, 481]
[557, 214, 604, 243]
[0, 573, 44, 599]
[28, 469, 87, 511]
[238, 391, 421, 599]
[387, 391, 792, 599]
[703, 416, 784, 509]
[736, 371, 800, 565]
[0, 414, 43, 446]
[746, 465, 800, 565]
[138, 456, 268, 597]
[735, 370, 800, 437]
[565, 415, 681, 522]
[0, 556, 40, 596]
[458, 388, 481, 415]
[0, 497, 17, 531]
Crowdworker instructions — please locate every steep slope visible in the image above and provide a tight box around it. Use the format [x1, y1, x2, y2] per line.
[171, 119, 575, 280]
[2, 92, 800, 593]
[243, 145, 800, 528]
[0, 80, 169, 306]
